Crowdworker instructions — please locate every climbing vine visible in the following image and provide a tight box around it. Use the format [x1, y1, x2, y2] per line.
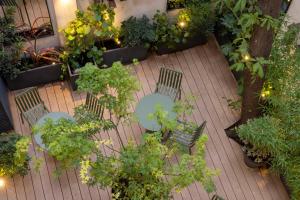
[216, 0, 281, 78]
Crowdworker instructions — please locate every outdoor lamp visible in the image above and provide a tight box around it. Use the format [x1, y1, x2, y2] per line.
[0, 178, 5, 188]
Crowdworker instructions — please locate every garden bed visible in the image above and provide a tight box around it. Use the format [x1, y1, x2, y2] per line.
[68, 44, 148, 91]
[0, 78, 13, 132]
[156, 34, 207, 55]
[5, 63, 62, 90]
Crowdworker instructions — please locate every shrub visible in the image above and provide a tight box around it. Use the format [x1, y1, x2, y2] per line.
[120, 15, 155, 48]
[33, 119, 102, 174]
[0, 133, 30, 177]
[0, 8, 24, 79]
[61, 3, 118, 69]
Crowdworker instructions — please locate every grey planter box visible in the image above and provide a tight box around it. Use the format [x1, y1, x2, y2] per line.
[0, 78, 13, 132]
[5, 63, 62, 90]
[68, 45, 148, 91]
[156, 35, 207, 55]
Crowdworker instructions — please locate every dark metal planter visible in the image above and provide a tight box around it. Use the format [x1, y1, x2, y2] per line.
[68, 45, 149, 91]
[103, 45, 148, 67]
[0, 77, 13, 132]
[5, 63, 62, 90]
[156, 35, 207, 55]
[243, 151, 270, 169]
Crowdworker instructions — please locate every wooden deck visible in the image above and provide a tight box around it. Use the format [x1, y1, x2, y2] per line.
[1, 37, 289, 200]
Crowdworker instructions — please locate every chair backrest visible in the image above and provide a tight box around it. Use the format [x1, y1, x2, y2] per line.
[156, 67, 183, 100]
[191, 121, 207, 146]
[173, 121, 207, 147]
[85, 92, 104, 119]
[15, 87, 45, 114]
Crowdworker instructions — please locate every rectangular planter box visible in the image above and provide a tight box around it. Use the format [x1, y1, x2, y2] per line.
[5, 63, 62, 90]
[68, 45, 148, 91]
[0, 78, 13, 132]
[156, 35, 207, 55]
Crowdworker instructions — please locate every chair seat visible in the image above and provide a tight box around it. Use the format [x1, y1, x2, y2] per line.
[156, 84, 178, 101]
[172, 131, 194, 146]
[23, 104, 49, 126]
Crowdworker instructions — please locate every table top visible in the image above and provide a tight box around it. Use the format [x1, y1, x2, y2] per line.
[34, 112, 75, 150]
[135, 93, 176, 131]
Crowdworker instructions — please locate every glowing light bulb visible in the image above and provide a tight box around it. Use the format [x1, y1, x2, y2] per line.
[115, 38, 121, 45]
[52, 62, 56, 65]
[61, 0, 70, 4]
[0, 178, 5, 188]
[244, 54, 250, 61]
[179, 21, 186, 28]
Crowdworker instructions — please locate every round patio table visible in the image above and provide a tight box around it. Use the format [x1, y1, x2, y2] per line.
[135, 93, 176, 131]
[34, 112, 75, 150]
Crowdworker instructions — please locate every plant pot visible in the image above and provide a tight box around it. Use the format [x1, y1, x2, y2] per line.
[156, 34, 207, 55]
[243, 151, 270, 169]
[103, 45, 148, 67]
[67, 45, 148, 91]
[0, 78, 13, 132]
[5, 63, 62, 90]
[280, 174, 292, 198]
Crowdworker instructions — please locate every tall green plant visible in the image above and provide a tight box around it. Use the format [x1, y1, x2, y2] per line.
[0, 7, 24, 79]
[80, 133, 218, 199]
[76, 62, 139, 147]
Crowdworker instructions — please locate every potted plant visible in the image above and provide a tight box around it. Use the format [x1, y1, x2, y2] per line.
[154, 0, 215, 55]
[62, 3, 154, 90]
[0, 8, 62, 90]
[80, 133, 218, 199]
[103, 15, 155, 67]
[0, 132, 30, 177]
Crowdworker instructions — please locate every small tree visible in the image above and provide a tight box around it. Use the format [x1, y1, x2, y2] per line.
[76, 62, 139, 148]
[80, 133, 218, 199]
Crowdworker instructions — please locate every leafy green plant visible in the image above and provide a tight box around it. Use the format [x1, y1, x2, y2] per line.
[0, 7, 25, 79]
[33, 119, 103, 174]
[0, 133, 30, 177]
[76, 62, 139, 148]
[61, 3, 118, 70]
[120, 15, 155, 48]
[153, 0, 214, 48]
[80, 133, 218, 199]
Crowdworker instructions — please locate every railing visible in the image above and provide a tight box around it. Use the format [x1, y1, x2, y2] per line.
[0, 0, 54, 40]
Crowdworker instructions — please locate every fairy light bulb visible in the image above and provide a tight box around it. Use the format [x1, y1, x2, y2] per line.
[0, 178, 5, 188]
[179, 21, 186, 28]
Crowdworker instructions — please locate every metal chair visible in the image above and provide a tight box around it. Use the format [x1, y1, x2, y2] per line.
[85, 92, 104, 120]
[155, 67, 183, 101]
[15, 87, 48, 127]
[170, 121, 207, 154]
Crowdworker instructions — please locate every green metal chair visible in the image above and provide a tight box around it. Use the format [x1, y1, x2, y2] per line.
[170, 121, 207, 154]
[85, 92, 105, 120]
[15, 87, 49, 127]
[155, 67, 183, 101]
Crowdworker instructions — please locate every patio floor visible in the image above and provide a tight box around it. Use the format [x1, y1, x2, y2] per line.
[1, 37, 289, 200]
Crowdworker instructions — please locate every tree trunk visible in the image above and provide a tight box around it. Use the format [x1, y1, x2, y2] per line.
[240, 0, 282, 124]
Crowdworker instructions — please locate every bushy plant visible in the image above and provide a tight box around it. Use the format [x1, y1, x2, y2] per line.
[120, 15, 155, 48]
[0, 8, 25, 79]
[153, 0, 214, 48]
[237, 25, 300, 199]
[0, 133, 30, 177]
[80, 134, 218, 199]
[61, 3, 118, 69]
[33, 119, 103, 174]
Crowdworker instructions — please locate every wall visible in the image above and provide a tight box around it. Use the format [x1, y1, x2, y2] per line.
[287, 0, 300, 44]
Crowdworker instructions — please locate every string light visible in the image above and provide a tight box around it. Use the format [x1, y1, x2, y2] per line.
[52, 62, 56, 65]
[0, 178, 5, 188]
[244, 54, 250, 61]
[178, 21, 186, 28]
[115, 38, 121, 45]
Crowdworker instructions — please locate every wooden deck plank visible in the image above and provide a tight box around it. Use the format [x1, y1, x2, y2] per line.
[4, 39, 288, 200]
